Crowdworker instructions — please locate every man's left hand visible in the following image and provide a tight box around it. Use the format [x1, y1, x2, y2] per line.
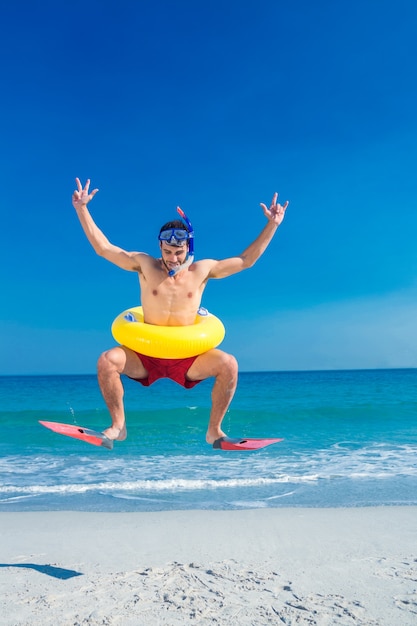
[260, 192, 289, 225]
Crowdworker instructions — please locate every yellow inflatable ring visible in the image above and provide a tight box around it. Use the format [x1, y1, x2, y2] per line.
[111, 306, 225, 358]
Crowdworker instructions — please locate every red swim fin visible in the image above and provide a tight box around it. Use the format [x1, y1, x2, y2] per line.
[39, 421, 113, 450]
[212, 436, 283, 451]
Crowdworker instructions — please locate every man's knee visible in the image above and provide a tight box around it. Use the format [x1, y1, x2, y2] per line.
[217, 352, 238, 379]
[97, 347, 125, 375]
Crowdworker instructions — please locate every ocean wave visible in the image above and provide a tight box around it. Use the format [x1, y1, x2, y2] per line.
[0, 475, 318, 496]
[1, 443, 416, 503]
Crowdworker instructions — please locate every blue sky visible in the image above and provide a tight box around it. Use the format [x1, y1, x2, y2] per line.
[1, 0, 417, 374]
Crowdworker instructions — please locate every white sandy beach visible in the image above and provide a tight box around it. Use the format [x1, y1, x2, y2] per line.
[1, 507, 416, 625]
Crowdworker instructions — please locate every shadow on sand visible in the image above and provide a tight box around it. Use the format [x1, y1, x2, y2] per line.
[0, 563, 83, 579]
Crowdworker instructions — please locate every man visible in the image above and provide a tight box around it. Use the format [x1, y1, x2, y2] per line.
[72, 178, 288, 446]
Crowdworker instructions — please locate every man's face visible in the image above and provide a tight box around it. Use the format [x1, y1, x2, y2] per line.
[160, 242, 188, 273]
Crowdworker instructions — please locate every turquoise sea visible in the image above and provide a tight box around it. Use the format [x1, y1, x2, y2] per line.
[1, 369, 417, 512]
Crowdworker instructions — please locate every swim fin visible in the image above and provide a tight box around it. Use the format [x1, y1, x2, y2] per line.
[212, 436, 283, 451]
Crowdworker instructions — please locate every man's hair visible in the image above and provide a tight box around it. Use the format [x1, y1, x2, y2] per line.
[158, 219, 190, 235]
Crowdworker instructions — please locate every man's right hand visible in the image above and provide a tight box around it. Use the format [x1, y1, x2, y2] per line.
[72, 177, 99, 210]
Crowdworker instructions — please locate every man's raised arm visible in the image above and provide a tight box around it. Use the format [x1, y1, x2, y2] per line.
[208, 192, 289, 279]
[72, 178, 144, 272]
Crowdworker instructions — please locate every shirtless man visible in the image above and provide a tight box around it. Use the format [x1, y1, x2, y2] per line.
[72, 178, 288, 446]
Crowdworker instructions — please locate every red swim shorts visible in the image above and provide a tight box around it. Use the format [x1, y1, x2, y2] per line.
[129, 352, 203, 388]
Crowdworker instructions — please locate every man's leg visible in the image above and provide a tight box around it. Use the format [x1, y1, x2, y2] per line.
[97, 346, 148, 441]
[186, 349, 238, 444]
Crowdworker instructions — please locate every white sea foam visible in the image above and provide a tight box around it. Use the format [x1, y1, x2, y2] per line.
[1, 442, 417, 510]
[0, 476, 316, 496]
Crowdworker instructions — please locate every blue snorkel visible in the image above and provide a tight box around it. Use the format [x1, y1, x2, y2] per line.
[166, 207, 194, 277]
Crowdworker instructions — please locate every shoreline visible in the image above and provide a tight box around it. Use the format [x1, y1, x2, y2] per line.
[1, 506, 416, 625]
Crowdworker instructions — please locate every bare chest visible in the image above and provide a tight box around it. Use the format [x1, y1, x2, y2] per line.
[138, 266, 206, 324]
